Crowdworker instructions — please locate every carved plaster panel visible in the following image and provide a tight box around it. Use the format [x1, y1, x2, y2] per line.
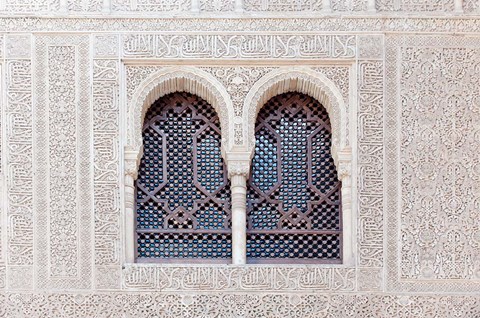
[357, 34, 384, 60]
[464, 0, 480, 12]
[331, 0, 368, 11]
[68, 0, 103, 11]
[33, 35, 92, 290]
[2, 0, 59, 12]
[0, 35, 3, 58]
[199, 0, 235, 11]
[95, 265, 122, 290]
[0, 267, 4, 289]
[400, 46, 480, 281]
[386, 35, 480, 293]
[5, 34, 30, 59]
[244, 0, 323, 11]
[377, 0, 456, 11]
[111, 0, 190, 11]
[93, 34, 119, 58]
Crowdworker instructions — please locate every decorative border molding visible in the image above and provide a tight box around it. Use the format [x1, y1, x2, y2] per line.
[0, 292, 479, 317]
[0, 0, 477, 14]
[0, 17, 479, 33]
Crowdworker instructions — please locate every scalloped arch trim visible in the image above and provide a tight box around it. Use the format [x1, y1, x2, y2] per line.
[244, 67, 347, 166]
[127, 66, 235, 154]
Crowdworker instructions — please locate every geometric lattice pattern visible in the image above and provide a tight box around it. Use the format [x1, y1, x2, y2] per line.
[136, 92, 231, 262]
[247, 92, 342, 263]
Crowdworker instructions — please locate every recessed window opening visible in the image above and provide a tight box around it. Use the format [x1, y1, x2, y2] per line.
[135, 92, 231, 263]
[246, 92, 342, 264]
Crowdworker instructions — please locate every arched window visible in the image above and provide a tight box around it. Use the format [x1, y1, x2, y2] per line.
[247, 92, 342, 264]
[135, 92, 231, 263]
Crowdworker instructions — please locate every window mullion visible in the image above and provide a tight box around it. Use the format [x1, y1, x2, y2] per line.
[226, 158, 251, 265]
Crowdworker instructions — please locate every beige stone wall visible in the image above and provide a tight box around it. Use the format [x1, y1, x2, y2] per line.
[0, 1, 479, 316]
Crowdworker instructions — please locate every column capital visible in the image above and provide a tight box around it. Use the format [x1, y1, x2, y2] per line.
[225, 151, 251, 179]
[337, 147, 352, 181]
[227, 161, 250, 179]
[125, 146, 142, 179]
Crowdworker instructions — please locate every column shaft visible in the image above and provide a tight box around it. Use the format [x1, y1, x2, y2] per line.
[231, 174, 247, 265]
[124, 174, 136, 263]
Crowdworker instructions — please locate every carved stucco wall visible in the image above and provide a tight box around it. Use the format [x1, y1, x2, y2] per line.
[0, 6, 479, 317]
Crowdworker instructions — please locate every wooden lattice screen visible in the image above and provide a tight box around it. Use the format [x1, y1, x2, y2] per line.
[246, 92, 342, 263]
[135, 92, 231, 262]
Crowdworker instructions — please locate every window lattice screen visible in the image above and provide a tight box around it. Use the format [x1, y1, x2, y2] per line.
[247, 92, 342, 263]
[136, 92, 231, 262]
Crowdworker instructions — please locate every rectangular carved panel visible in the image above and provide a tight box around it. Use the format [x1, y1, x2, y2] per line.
[377, 0, 455, 11]
[93, 60, 121, 267]
[122, 34, 356, 59]
[5, 60, 33, 268]
[356, 59, 384, 292]
[34, 35, 92, 289]
[386, 35, 480, 293]
[400, 47, 480, 281]
[357, 60, 384, 268]
[4, 36, 34, 289]
[3, 0, 59, 12]
[123, 266, 355, 291]
[112, 0, 190, 11]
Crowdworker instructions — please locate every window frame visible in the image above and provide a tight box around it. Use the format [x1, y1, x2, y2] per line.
[123, 66, 355, 268]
